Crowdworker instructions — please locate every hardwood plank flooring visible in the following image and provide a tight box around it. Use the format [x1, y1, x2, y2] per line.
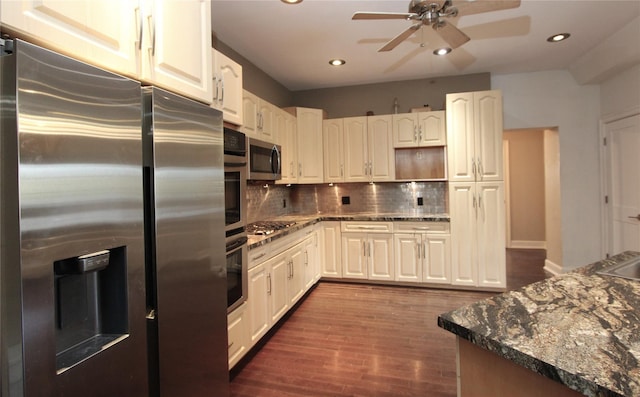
[230, 248, 550, 397]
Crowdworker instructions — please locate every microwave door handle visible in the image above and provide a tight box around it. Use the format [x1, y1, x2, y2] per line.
[271, 146, 280, 175]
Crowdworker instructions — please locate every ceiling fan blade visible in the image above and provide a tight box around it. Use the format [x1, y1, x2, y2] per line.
[378, 23, 422, 52]
[433, 21, 470, 49]
[352, 12, 416, 20]
[452, 0, 521, 16]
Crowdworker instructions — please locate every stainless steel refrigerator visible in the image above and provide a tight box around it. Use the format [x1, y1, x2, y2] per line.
[0, 39, 228, 397]
[142, 86, 228, 397]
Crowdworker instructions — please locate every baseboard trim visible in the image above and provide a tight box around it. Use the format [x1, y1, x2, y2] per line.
[544, 259, 562, 275]
[510, 240, 546, 250]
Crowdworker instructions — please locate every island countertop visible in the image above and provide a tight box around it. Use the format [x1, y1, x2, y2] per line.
[438, 251, 640, 397]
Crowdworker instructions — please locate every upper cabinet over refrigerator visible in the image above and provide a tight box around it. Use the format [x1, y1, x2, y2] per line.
[0, 0, 213, 104]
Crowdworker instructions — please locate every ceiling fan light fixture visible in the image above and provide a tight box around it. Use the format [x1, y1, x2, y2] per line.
[433, 47, 451, 56]
[547, 33, 570, 43]
[329, 59, 346, 66]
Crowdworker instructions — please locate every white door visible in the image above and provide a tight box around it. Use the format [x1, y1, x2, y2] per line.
[343, 117, 369, 182]
[368, 234, 394, 281]
[323, 119, 345, 182]
[247, 264, 269, 344]
[606, 114, 640, 254]
[368, 115, 395, 181]
[394, 234, 421, 282]
[341, 233, 368, 279]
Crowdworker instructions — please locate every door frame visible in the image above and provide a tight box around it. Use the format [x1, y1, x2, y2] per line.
[600, 106, 640, 258]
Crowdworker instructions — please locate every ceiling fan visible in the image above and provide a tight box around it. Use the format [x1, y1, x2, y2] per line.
[352, 0, 521, 52]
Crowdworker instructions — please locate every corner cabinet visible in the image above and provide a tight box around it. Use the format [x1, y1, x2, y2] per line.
[393, 111, 446, 147]
[286, 107, 324, 184]
[446, 90, 503, 182]
[321, 221, 342, 278]
[212, 49, 243, 125]
[276, 108, 298, 184]
[1, 0, 214, 104]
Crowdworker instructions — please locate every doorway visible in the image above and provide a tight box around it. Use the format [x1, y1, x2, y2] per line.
[503, 128, 562, 273]
[603, 113, 640, 255]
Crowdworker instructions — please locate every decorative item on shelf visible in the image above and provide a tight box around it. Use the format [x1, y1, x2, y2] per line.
[366, 111, 374, 116]
[410, 104, 432, 113]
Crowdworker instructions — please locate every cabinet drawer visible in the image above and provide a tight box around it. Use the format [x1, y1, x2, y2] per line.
[341, 221, 393, 233]
[394, 222, 450, 234]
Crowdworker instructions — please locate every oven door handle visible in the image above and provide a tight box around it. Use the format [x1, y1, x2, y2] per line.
[226, 236, 248, 252]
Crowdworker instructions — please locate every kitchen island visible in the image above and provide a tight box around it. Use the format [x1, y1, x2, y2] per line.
[438, 251, 640, 397]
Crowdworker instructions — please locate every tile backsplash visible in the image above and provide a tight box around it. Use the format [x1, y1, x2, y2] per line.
[246, 181, 448, 223]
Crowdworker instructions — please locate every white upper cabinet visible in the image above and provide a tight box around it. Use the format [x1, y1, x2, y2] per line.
[393, 111, 446, 148]
[277, 109, 298, 184]
[342, 115, 395, 183]
[212, 49, 243, 125]
[1, 0, 138, 76]
[323, 118, 345, 183]
[289, 107, 324, 184]
[242, 90, 275, 142]
[446, 90, 503, 182]
[142, 0, 212, 103]
[1, 0, 214, 104]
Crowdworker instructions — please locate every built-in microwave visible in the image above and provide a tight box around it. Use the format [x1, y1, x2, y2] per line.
[247, 137, 281, 181]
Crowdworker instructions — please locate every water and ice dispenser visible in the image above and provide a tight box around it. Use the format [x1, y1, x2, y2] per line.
[53, 247, 128, 372]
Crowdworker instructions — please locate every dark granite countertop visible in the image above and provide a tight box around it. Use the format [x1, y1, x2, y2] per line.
[247, 212, 449, 249]
[438, 251, 640, 397]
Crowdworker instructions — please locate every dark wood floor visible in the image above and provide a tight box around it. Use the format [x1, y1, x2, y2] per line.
[229, 249, 550, 397]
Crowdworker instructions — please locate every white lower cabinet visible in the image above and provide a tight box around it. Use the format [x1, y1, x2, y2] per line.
[449, 181, 506, 288]
[303, 228, 321, 290]
[227, 302, 248, 369]
[321, 221, 342, 278]
[393, 222, 451, 284]
[341, 222, 394, 281]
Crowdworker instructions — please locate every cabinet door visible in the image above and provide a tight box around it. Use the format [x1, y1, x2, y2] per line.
[279, 111, 298, 184]
[476, 182, 506, 288]
[227, 305, 248, 368]
[343, 116, 369, 182]
[368, 115, 395, 181]
[423, 234, 451, 284]
[392, 113, 418, 148]
[341, 233, 368, 279]
[302, 234, 318, 290]
[258, 100, 274, 141]
[394, 233, 421, 282]
[449, 182, 478, 286]
[288, 244, 305, 305]
[268, 254, 290, 324]
[241, 90, 259, 137]
[446, 92, 475, 182]
[296, 108, 324, 183]
[417, 111, 446, 146]
[474, 90, 503, 181]
[247, 264, 269, 344]
[1, 0, 138, 76]
[322, 222, 342, 278]
[323, 119, 345, 182]
[368, 233, 394, 281]
[143, 0, 212, 103]
[214, 50, 243, 125]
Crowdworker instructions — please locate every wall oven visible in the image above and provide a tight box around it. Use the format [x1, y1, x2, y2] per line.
[248, 137, 282, 181]
[224, 127, 248, 313]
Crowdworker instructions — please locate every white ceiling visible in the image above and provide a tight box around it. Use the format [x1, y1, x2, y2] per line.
[211, 0, 640, 91]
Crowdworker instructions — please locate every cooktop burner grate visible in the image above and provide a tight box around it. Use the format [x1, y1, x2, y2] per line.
[246, 220, 297, 236]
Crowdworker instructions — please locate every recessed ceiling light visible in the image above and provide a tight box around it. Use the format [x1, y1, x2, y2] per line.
[433, 47, 452, 56]
[329, 59, 346, 66]
[281, 0, 302, 3]
[547, 33, 570, 43]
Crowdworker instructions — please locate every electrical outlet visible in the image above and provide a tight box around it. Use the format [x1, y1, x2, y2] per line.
[417, 197, 424, 206]
[283, 199, 287, 208]
[342, 196, 350, 205]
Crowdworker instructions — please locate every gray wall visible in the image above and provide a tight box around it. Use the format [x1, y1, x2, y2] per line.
[214, 39, 490, 118]
[291, 73, 490, 119]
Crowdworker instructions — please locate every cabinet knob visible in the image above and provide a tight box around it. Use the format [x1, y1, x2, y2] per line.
[628, 215, 640, 221]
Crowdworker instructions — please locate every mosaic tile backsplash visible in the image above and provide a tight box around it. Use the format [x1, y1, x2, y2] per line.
[246, 181, 448, 223]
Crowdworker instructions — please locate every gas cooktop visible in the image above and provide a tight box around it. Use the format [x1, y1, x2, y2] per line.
[246, 220, 297, 236]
